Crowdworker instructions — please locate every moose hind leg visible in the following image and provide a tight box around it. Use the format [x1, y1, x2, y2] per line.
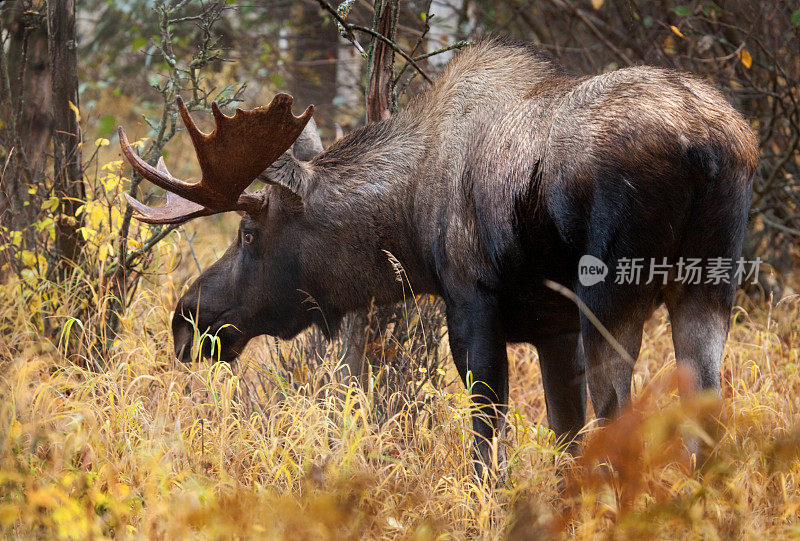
[663, 282, 734, 460]
[535, 331, 586, 452]
[578, 283, 652, 422]
[664, 283, 732, 393]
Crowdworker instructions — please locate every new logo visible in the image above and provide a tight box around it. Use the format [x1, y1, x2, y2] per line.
[578, 255, 608, 287]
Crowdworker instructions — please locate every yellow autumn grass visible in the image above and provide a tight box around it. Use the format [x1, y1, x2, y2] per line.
[1, 222, 798, 539]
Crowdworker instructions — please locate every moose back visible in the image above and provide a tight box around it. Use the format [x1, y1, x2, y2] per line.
[118, 38, 758, 469]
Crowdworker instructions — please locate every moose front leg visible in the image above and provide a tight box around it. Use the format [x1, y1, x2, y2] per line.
[445, 292, 509, 477]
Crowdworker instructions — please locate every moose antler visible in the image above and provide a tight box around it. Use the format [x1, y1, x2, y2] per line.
[120, 94, 314, 224]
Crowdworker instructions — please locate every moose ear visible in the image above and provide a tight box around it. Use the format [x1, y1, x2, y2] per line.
[261, 152, 314, 200]
[290, 117, 323, 161]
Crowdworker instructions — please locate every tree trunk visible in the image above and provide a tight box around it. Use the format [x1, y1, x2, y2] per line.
[365, 0, 398, 121]
[0, 1, 51, 241]
[47, 0, 84, 268]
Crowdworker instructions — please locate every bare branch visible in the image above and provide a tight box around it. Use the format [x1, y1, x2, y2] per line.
[314, 0, 432, 84]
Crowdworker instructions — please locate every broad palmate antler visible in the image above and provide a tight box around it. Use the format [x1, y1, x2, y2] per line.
[120, 94, 313, 224]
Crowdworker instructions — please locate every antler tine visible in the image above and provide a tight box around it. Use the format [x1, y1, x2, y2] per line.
[156, 155, 169, 174]
[123, 191, 213, 224]
[176, 96, 209, 149]
[211, 101, 227, 124]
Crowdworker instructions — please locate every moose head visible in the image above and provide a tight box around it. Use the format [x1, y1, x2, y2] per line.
[120, 94, 324, 363]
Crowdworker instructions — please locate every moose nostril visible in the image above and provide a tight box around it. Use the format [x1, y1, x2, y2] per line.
[171, 309, 195, 363]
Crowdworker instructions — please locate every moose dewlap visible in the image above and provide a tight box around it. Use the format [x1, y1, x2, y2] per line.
[118, 37, 758, 473]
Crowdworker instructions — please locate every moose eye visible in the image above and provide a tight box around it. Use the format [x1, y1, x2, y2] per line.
[242, 232, 255, 245]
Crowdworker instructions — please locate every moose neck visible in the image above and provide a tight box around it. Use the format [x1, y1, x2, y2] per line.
[300, 114, 435, 324]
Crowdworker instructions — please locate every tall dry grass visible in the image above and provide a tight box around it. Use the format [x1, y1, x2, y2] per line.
[0, 222, 799, 539]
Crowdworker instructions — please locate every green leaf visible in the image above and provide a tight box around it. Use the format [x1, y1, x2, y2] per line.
[673, 5, 692, 17]
[792, 10, 800, 27]
[59, 317, 85, 352]
[98, 114, 116, 135]
[130, 37, 147, 51]
[420, 12, 427, 22]
[643, 16, 653, 28]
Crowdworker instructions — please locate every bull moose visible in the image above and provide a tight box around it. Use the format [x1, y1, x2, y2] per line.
[118, 38, 758, 470]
